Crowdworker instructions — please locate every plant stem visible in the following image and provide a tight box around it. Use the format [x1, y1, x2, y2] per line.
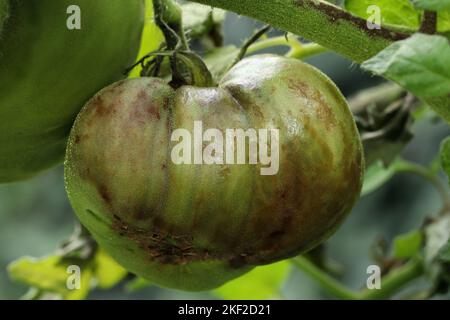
[292, 255, 424, 300]
[247, 35, 327, 59]
[395, 160, 450, 212]
[247, 35, 297, 54]
[359, 258, 424, 300]
[287, 43, 328, 59]
[291, 256, 359, 300]
[189, 0, 411, 63]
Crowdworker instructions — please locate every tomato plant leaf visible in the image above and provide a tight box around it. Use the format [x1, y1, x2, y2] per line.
[438, 11, 450, 31]
[362, 158, 418, 196]
[345, 0, 420, 28]
[212, 261, 290, 299]
[8, 255, 92, 300]
[362, 160, 398, 196]
[424, 214, 450, 284]
[411, 0, 450, 11]
[362, 34, 450, 99]
[440, 137, 450, 184]
[182, 2, 225, 38]
[129, 0, 164, 78]
[438, 241, 450, 262]
[93, 249, 127, 289]
[393, 230, 423, 259]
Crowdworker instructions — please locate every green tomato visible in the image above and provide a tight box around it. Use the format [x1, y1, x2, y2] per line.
[65, 55, 364, 291]
[0, 0, 145, 182]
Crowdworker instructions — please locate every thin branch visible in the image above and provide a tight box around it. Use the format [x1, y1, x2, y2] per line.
[291, 257, 359, 300]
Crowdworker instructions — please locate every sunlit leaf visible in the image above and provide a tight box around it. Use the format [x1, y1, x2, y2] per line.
[129, 0, 164, 78]
[424, 214, 450, 285]
[213, 261, 290, 300]
[393, 230, 423, 259]
[345, 0, 420, 28]
[93, 249, 127, 289]
[8, 255, 92, 300]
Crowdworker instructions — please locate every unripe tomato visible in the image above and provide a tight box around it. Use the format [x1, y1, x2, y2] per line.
[0, 0, 145, 182]
[65, 55, 364, 291]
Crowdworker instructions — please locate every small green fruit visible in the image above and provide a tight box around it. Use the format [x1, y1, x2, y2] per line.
[0, 0, 145, 182]
[65, 55, 364, 291]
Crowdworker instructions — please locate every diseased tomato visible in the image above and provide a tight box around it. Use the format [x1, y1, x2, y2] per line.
[65, 54, 364, 291]
[0, 0, 145, 182]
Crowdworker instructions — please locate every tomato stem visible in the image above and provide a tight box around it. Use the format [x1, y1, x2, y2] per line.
[246, 35, 327, 60]
[291, 256, 359, 300]
[359, 257, 424, 300]
[292, 255, 424, 300]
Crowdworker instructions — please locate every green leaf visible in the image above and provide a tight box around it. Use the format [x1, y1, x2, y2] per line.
[411, 0, 450, 11]
[8, 255, 92, 300]
[424, 214, 450, 284]
[393, 230, 423, 259]
[182, 3, 226, 38]
[438, 11, 450, 32]
[362, 158, 416, 196]
[93, 249, 127, 289]
[440, 137, 450, 184]
[213, 261, 290, 300]
[129, 0, 164, 78]
[438, 241, 450, 262]
[362, 160, 397, 196]
[345, 0, 420, 28]
[362, 34, 450, 99]
[204, 45, 240, 81]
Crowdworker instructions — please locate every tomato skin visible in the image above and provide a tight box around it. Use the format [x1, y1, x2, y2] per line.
[65, 55, 364, 291]
[0, 0, 145, 182]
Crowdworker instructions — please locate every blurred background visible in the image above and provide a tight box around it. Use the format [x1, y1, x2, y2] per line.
[0, 12, 449, 299]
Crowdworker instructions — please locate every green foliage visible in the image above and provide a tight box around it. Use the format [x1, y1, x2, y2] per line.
[345, 0, 450, 32]
[362, 160, 400, 196]
[393, 230, 423, 259]
[7, 248, 126, 300]
[129, 0, 164, 78]
[182, 2, 225, 38]
[411, 0, 450, 11]
[362, 34, 450, 99]
[345, 0, 420, 28]
[424, 214, 450, 288]
[8, 255, 92, 300]
[438, 241, 450, 262]
[93, 250, 128, 289]
[440, 137, 450, 183]
[213, 261, 291, 299]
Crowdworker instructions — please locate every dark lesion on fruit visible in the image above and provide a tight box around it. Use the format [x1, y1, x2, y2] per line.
[112, 218, 204, 264]
[110, 217, 256, 267]
[98, 183, 112, 204]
